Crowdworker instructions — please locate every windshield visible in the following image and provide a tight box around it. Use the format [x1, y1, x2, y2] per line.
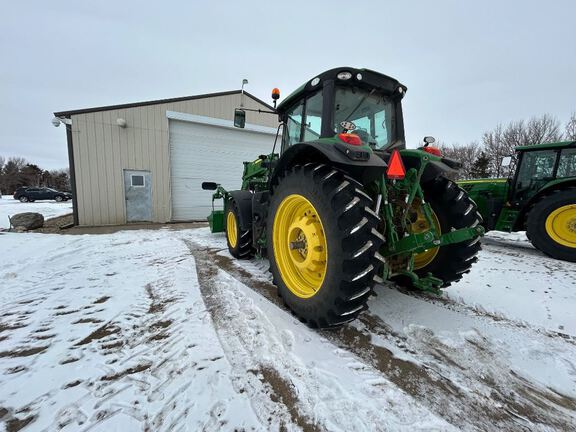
[333, 86, 394, 149]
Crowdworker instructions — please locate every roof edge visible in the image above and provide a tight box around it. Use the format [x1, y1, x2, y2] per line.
[54, 89, 274, 118]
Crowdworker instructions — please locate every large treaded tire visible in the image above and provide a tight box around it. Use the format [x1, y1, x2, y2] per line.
[526, 188, 576, 262]
[225, 199, 254, 259]
[267, 164, 385, 328]
[395, 176, 482, 289]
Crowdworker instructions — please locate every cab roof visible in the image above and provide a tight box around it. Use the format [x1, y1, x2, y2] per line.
[515, 140, 576, 151]
[277, 67, 407, 111]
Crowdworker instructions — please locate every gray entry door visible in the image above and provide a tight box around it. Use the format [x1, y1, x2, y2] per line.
[124, 170, 152, 222]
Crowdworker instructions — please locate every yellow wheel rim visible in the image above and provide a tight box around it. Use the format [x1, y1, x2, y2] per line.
[273, 194, 328, 298]
[411, 204, 441, 270]
[545, 204, 576, 248]
[226, 210, 238, 248]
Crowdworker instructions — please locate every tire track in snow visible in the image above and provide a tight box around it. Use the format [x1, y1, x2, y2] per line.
[188, 242, 460, 431]
[193, 244, 576, 431]
[187, 242, 320, 432]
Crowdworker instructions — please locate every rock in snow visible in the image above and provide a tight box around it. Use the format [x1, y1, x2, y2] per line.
[9, 212, 44, 230]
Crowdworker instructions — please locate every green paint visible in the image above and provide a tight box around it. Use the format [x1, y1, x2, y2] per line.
[208, 210, 224, 233]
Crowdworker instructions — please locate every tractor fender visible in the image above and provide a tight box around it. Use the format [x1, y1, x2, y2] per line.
[270, 142, 387, 187]
[400, 153, 461, 183]
[227, 190, 253, 231]
[422, 159, 461, 183]
[513, 179, 576, 231]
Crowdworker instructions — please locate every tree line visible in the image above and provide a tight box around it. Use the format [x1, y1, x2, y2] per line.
[439, 112, 576, 180]
[0, 156, 70, 195]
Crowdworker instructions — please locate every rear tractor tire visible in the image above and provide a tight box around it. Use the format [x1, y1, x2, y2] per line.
[267, 164, 384, 328]
[527, 188, 576, 262]
[395, 177, 482, 289]
[225, 199, 254, 259]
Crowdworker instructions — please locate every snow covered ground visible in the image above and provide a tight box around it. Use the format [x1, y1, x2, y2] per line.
[1, 227, 575, 431]
[0, 196, 72, 229]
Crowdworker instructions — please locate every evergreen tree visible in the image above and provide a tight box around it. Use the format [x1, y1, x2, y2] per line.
[470, 152, 491, 179]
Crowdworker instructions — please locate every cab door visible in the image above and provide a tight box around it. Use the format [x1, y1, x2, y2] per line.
[511, 150, 559, 206]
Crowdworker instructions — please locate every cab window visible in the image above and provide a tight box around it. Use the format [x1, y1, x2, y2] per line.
[333, 86, 394, 149]
[283, 90, 323, 148]
[517, 150, 557, 183]
[557, 148, 576, 178]
[285, 101, 304, 147]
[303, 91, 322, 141]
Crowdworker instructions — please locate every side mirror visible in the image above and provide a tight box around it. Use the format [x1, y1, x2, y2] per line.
[501, 156, 512, 167]
[234, 109, 246, 128]
[423, 136, 436, 145]
[202, 182, 218, 191]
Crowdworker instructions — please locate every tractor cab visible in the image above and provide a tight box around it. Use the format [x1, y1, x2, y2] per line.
[275, 67, 408, 153]
[510, 141, 576, 207]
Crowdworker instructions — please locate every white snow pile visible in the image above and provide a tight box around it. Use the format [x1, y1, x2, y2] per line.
[0, 196, 72, 229]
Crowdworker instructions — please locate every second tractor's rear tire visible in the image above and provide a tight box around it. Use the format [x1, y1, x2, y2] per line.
[267, 164, 384, 328]
[225, 199, 254, 259]
[526, 188, 576, 262]
[395, 177, 482, 289]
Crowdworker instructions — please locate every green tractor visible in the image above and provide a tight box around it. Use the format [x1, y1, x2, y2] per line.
[459, 141, 576, 262]
[202, 67, 484, 328]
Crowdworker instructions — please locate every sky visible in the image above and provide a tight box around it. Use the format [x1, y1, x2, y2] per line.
[1, 0, 575, 170]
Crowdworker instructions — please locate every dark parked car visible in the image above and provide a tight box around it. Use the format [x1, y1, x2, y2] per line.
[13, 187, 72, 203]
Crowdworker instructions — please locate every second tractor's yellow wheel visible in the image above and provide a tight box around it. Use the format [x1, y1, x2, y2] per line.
[545, 204, 576, 248]
[273, 194, 327, 298]
[527, 190, 576, 262]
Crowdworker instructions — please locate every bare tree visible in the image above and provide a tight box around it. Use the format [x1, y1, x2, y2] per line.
[438, 141, 481, 180]
[565, 112, 576, 141]
[482, 114, 562, 177]
[525, 114, 562, 145]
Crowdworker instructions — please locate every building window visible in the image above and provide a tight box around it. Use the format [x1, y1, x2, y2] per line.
[131, 175, 145, 187]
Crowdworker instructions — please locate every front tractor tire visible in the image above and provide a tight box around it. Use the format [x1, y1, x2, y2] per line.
[527, 188, 576, 262]
[225, 199, 254, 259]
[267, 164, 384, 328]
[396, 177, 482, 289]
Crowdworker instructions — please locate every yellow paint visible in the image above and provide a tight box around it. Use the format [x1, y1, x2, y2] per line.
[226, 210, 238, 248]
[545, 204, 576, 248]
[412, 204, 441, 270]
[273, 194, 327, 298]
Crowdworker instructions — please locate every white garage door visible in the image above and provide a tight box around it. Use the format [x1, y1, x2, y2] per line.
[169, 114, 277, 221]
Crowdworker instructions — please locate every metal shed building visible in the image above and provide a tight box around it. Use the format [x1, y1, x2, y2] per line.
[54, 91, 278, 226]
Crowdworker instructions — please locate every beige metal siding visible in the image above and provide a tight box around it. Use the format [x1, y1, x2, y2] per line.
[71, 93, 277, 226]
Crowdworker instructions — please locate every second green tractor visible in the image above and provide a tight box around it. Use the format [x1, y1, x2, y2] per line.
[203, 67, 484, 328]
[460, 141, 576, 262]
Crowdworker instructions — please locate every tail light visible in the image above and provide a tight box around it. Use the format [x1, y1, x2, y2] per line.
[423, 146, 442, 157]
[338, 133, 362, 146]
